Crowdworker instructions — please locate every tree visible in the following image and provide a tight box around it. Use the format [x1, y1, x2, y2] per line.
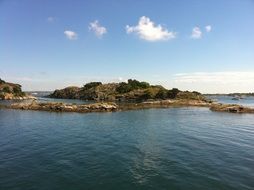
[82, 82, 102, 90]
[127, 79, 150, 89]
[13, 86, 22, 94]
[155, 89, 168, 99]
[167, 88, 180, 99]
[139, 82, 150, 88]
[2, 86, 11, 93]
[116, 82, 132, 93]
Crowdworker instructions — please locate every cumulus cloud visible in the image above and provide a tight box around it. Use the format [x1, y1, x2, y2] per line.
[205, 25, 212, 32]
[126, 16, 176, 41]
[64, 30, 78, 40]
[89, 20, 107, 38]
[191, 27, 202, 39]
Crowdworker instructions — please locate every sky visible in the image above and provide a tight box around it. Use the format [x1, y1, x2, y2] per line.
[0, 0, 254, 93]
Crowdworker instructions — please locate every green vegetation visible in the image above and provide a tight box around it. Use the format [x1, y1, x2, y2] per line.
[49, 79, 205, 102]
[50, 87, 80, 99]
[2, 85, 24, 96]
[3, 86, 11, 93]
[155, 89, 168, 99]
[116, 79, 150, 93]
[0, 79, 26, 99]
[167, 88, 181, 99]
[82, 82, 102, 91]
[13, 86, 21, 93]
[142, 87, 161, 100]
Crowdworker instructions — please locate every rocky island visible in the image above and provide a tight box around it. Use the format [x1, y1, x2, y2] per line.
[210, 103, 254, 113]
[1, 79, 254, 114]
[0, 78, 35, 100]
[48, 79, 207, 102]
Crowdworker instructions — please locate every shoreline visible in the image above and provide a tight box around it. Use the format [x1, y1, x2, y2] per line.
[1, 99, 254, 114]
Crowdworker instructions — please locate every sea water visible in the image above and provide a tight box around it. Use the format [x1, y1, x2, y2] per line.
[0, 107, 253, 190]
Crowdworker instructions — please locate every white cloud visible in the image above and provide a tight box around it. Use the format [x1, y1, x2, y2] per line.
[173, 72, 254, 93]
[174, 72, 254, 83]
[47, 17, 56, 23]
[126, 16, 176, 41]
[89, 20, 107, 38]
[191, 27, 202, 39]
[205, 25, 212, 32]
[64, 30, 78, 40]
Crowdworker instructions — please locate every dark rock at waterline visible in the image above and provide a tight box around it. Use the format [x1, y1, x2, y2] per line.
[210, 104, 254, 113]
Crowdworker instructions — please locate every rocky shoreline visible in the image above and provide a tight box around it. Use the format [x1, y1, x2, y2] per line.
[210, 104, 254, 113]
[1, 99, 254, 114]
[0, 93, 36, 100]
[4, 101, 118, 113]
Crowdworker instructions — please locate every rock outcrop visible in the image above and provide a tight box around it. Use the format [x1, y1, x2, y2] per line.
[0, 78, 33, 100]
[2, 99, 254, 114]
[210, 104, 254, 113]
[8, 101, 118, 113]
[4, 99, 210, 113]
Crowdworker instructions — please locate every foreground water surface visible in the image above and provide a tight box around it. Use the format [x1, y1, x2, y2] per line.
[0, 107, 253, 190]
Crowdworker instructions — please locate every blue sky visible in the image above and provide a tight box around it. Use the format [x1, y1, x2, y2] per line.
[1, 0, 254, 93]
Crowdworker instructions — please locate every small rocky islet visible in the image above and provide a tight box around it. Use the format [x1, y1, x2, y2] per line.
[0, 78, 35, 100]
[1, 78, 254, 114]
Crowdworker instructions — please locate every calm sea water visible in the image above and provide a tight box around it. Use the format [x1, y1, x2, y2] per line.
[0, 97, 93, 106]
[0, 107, 254, 190]
[36, 97, 94, 104]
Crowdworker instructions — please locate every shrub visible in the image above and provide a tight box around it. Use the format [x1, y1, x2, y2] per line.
[13, 86, 22, 94]
[116, 79, 150, 93]
[128, 79, 150, 89]
[167, 88, 180, 99]
[116, 82, 132, 93]
[155, 89, 168, 99]
[141, 89, 153, 100]
[3, 86, 11, 93]
[177, 91, 204, 100]
[192, 91, 201, 95]
[82, 82, 102, 90]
